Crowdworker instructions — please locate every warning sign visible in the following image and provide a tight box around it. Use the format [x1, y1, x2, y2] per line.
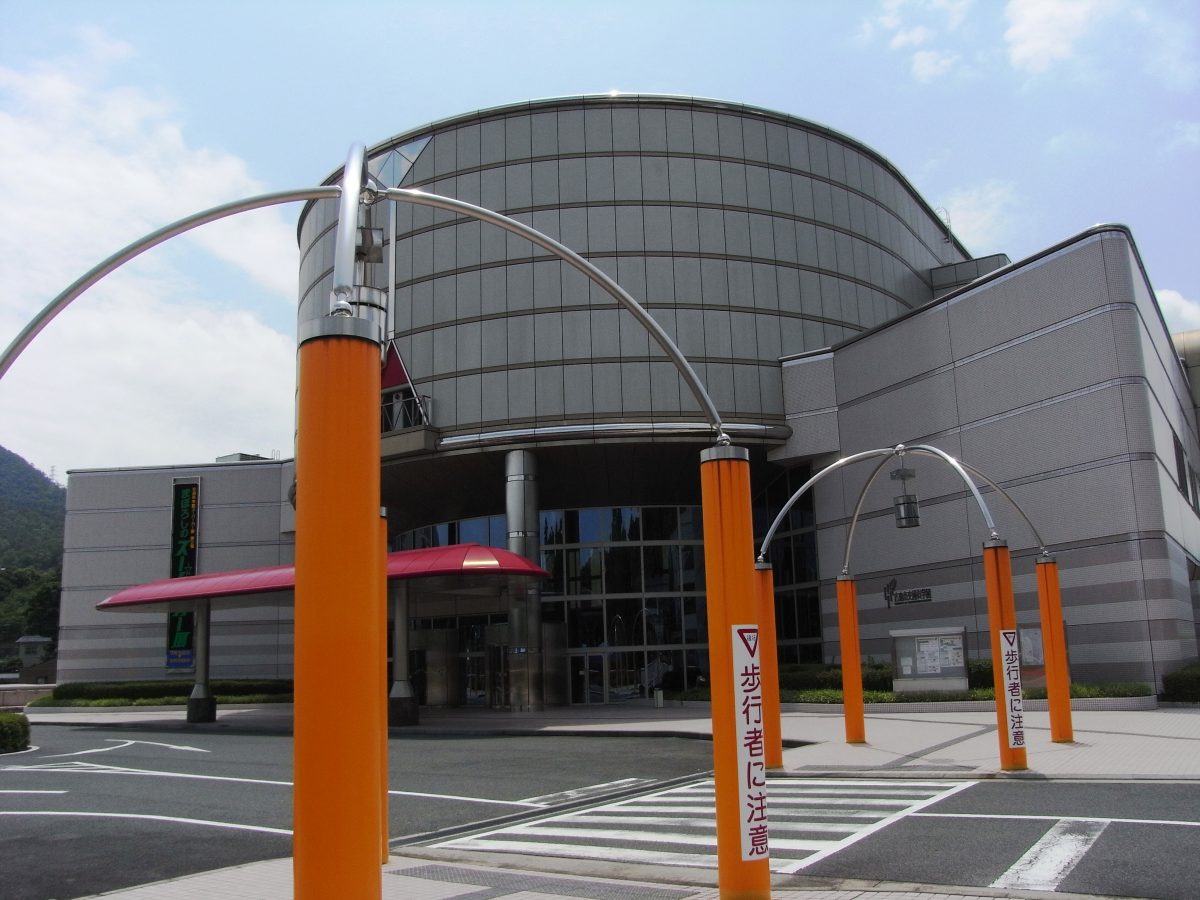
[1000, 629, 1025, 749]
[732, 623, 769, 861]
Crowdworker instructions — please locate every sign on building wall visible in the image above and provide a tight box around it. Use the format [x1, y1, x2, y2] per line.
[732, 624, 769, 861]
[1000, 629, 1025, 749]
[170, 481, 199, 578]
[166, 611, 195, 670]
[167, 481, 199, 670]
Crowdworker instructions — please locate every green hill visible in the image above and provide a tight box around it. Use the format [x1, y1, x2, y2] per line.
[0, 445, 65, 570]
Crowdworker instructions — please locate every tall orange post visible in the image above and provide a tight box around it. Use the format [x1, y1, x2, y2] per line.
[700, 446, 771, 899]
[982, 540, 1028, 771]
[1037, 556, 1073, 743]
[836, 576, 866, 744]
[754, 562, 783, 769]
[294, 324, 384, 899]
[379, 513, 390, 863]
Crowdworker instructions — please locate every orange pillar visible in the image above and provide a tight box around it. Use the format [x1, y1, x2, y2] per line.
[294, 328, 384, 899]
[754, 562, 783, 769]
[700, 446, 771, 899]
[1036, 556, 1073, 743]
[379, 513, 390, 862]
[982, 540, 1028, 771]
[836, 576, 865, 744]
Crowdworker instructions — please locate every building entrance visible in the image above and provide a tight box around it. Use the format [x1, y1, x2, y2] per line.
[569, 653, 605, 704]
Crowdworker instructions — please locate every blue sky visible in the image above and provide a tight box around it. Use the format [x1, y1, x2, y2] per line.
[1, 0, 1197, 478]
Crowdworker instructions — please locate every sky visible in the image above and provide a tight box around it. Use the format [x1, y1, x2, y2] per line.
[0, 0, 1196, 481]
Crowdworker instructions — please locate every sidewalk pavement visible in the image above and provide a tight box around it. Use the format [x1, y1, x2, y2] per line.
[25, 700, 1200, 898]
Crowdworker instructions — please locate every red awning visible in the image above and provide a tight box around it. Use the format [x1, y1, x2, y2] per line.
[97, 543, 547, 611]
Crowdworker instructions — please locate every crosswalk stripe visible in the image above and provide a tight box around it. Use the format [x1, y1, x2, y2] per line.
[435, 776, 973, 872]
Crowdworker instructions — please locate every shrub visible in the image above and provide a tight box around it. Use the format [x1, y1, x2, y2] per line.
[1162, 663, 1200, 702]
[967, 659, 993, 689]
[778, 662, 895, 692]
[50, 679, 293, 702]
[0, 712, 30, 753]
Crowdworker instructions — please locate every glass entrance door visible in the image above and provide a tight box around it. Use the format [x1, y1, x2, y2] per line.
[569, 653, 605, 704]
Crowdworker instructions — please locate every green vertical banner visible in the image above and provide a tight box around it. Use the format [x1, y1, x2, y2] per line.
[167, 481, 199, 669]
[171, 481, 199, 578]
[167, 611, 195, 670]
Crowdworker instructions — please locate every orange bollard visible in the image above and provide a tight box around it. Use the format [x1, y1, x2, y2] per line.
[1037, 556, 1073, 743]
[982, 540, 1028, 771]
[700, 446, 771, 899]
[836, 576, 866, 744]
[754, 562, 783, 769]
[294, 329, 384, 899]
[379, 513, 390, 863]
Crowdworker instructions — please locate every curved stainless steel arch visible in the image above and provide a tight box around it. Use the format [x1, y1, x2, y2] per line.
[2, 145, 729, 446]
[374, 185, 727, 442]
[757, 444, 1033, 575]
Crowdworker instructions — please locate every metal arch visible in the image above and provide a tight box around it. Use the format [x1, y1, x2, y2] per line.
[758, 443, 1012, 574]
[905, 445, 998, 537]
[332, 144, 368, 313]
[376, 186, 727, 443]
[0, 186, 340, 381]
[958, 459, 1048, 554]
[3, 146, 728, 444]
[757, 447, 895, 560]
[841, 453, 899, 575]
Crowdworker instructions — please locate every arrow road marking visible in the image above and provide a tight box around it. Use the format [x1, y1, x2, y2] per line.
[39, 739, 209, 758]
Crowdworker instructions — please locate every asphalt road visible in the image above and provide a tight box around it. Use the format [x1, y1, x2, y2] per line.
[1, 724, 714, 899]
[4, 723, 1200, 900]
[798, 779, 1200, 899]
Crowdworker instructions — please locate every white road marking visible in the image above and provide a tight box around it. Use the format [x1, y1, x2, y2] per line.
[39, 739, 209, 758]
[520, 777, 647, 805]
[0, 810, 290, 835]
[387, 789, 540, 808]
[3, 761, 537, 807]
[991, 819, 1108, 891]
[776, 780, 976, 874]
[913, 812, 1200, 828]
[0, 790, 68, 794]
[437, 777, 976, 873]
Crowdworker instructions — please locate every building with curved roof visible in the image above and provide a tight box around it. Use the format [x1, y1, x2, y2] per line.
[56, 95, 1200, 708]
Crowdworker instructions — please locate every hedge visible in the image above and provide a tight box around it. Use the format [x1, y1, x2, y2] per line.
[778, 663, 894, 692]
[0, 712, 30, 753]
[1163, 663, 1200, 702]
[50, 679, 293, 702]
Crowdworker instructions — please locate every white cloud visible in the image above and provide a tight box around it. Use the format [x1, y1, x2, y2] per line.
[942, 180, 1019, 253]
[1142, 18, 1199, 91]
[1156, 289, 1200, 334]
[891, 26, 932, 49]
[912, 50, 961, 82]
[1003, 0, 1119, 74]
[1167, 121, 1200, 151]
[0, 31, 299, 474]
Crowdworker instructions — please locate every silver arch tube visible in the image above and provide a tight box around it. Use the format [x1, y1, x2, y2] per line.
[757, 447, 895, 560]
[332, 144, 367, 310]
[0, 186, 340, 381]
[905, 445, 998, 537]
[840, 453, 898, 575]
[959, 459, 1047, 552]
[378, 186, 727, 442]
[758, 444, 1007, 573]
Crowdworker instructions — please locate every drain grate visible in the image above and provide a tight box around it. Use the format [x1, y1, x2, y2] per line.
[388, 863, 695, 899]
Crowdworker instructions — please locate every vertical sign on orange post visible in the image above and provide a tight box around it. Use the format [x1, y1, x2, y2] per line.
[999, 629, 1025, 750]
[732, 624, 769, 861]
[700, 445, 771, 899]
[982, 539, 1028, 771]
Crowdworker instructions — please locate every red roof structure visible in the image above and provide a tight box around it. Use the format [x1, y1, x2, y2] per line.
[97, 543, 546, 611]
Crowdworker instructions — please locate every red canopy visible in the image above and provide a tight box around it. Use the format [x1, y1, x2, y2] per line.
[97, 543, 546, 611]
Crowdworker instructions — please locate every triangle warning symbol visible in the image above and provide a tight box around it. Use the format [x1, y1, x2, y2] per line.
[736, 627, 759, 657]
